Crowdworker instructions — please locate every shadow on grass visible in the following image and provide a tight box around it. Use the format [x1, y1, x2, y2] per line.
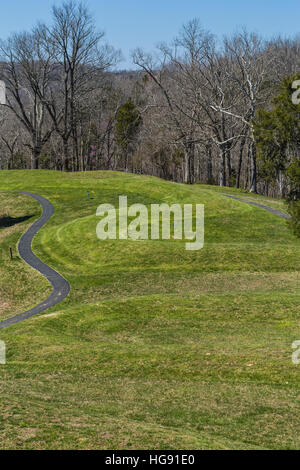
[0, 215, 33, 229]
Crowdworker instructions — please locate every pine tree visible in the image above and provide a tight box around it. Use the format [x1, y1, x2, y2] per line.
[115, 100, 142, 170]
[254, 74, 300, 236]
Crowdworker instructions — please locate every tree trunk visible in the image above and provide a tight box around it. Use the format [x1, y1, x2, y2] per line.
[31, 147, 40, 170]
[279, 170, 284, 198]
[245, 143, 251, 190]
[206, 143, 212, 184]
[236, 135, 246, 188]
[184, 148, 189, 184]
[63, 139, 70, 171]
[250, 140, 257, 193]
[184, 142, 195, 184]
[189, 143, 195, 184]
[219, 145, 226, 187]
[226, 144, 232, 186]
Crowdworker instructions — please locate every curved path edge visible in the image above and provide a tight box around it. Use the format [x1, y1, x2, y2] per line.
[222, 194, 291, 220]
[0, 191, 70, 330]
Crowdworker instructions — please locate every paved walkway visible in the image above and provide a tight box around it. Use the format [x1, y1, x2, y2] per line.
[0, 192, 70, 330]
[222, 194, 291, 220]
[0, 190, 289, 330]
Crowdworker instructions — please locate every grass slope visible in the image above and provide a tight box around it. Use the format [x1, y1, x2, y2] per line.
[0, 170, 299, 449]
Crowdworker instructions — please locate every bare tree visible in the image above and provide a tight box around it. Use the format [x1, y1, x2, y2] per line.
[0, 31, 56, 168]
[133, 20, 245, 186]
[132, 24, 209, 185]
[37, 0, 121, 171]
[214, 31, 274, 192]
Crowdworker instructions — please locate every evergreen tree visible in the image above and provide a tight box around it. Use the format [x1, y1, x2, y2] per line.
[254, 74, 300, 236]
[286, 158, 300, 237]
[115, 100, 142, 170]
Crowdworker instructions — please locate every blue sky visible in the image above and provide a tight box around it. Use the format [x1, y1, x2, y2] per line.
[0, 0, 299, 68]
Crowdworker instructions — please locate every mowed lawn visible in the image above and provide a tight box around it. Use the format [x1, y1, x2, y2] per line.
[0, 170, 300, 450]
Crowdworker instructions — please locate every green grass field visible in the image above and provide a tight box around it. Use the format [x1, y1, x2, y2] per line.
[0, 170, 299, 449]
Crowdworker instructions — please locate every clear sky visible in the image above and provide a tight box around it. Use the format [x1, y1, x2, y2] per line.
[0, 0, 299, 69]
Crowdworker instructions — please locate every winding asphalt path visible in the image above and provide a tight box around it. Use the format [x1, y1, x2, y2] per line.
[0, 190, 289, 330]
[222, 194, 291, 220]
[0, 191, 70, 330]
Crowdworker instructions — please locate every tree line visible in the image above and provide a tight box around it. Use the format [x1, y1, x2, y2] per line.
[0, 1, 299, 233]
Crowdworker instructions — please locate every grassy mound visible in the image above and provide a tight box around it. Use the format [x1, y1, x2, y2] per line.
[0, 170, 299, 449]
